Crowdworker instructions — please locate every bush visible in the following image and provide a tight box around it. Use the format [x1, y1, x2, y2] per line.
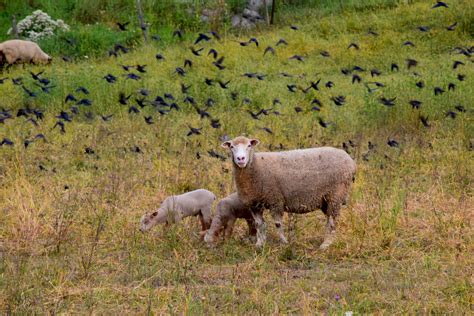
[7, 10, 69, 41]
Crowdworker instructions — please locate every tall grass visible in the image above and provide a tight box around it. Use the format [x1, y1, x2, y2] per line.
[0, 0, 473, 313]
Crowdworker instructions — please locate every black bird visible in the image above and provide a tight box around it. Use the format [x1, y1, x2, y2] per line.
[434, 87, 445, 95]
[76, 98, 92, 106]
[249, 37, 259, 47]
[184, 59, 193, 68]
[0, 77, 8, 84]
[290, 25, 299, 30]
[417, 26, 430, 32]
[183, 96, 196, 105]
[103, 74, 117, 83]
[260, 127, 273, 134]
[453, 60, 464, 69]
[117, 22, 129, 31]
[22, 86, 37, 97]
[287, 84, 297, 92]
[194, 106, 210, 119]
[406, 58, 418, 69]
[144, 116, 154, 125]
[119, 93, 131, 105]
[210, 119, 221, 129]
[352, 74, 362, 84]
[208, 150, 225, 161]
[387, 139, 399, 147]
[181, 83, 191, 94]
[348, 42, 360, 50]
[391, 63, 399, 72]
[276, 38, 288, 46]
[457, 74, 465, 81]
[173, 29, 183, 39]
[416, 81, 425, 88]
[76, 86, 89, 94]
[101, 114, 113, 121]
[136, 64, 147, 73]
[311, 98, 322, 107]
[318, 117, 330, 128]
[320, 51, 330, 57]
[239, 41, 249, 47]
[208, 48, 218, 59]
[446, 22, 457, 31]
[403, 41, 415, 47]
[175, 67, 186, 76]
[409, 100, 422, 109]
[187, 126, 201, 136]
[331, 95, 346, 106]
[126, 73, 141, 80]
[205, 78, 214, 86]
[210, 31, 221, 40]
[294, 106, 303, 113]
[191, 47, 204, 56]
[448, 83, 455, 91]
[455, 104, 466, 112]
[155, 54, 165, 60]
[151, 34, 161, 41]
[34, 83, 55, 93]
[432, 1, 448, 9]
[371, 69, 381, 77]
[30, 70, 44, 80]
[212, 56, 225, 70]
[289, 55, 304, 62]
[217, 80, 230, 89]
[445, 111, 457, 119]
[367, 29, 379, 36]
[1, 138, 14, 146]
[53, 121, 66, 134]
[12, 77, 23, 85]
[419, 115, 430, 127]
[325, 81, 334, 88]
[136, 98, 147, 108]
[26, 118, 38, 126]
[56, 111, 72, 122]
[206, 98, 215, 107]
[353, 66, 365, 72]
[247, 110, 260, 120]
[264, 46, 275, 56]
[128, 106, 140, 114]
[194, 33, 211, 45]
[379, 97, 396, 106]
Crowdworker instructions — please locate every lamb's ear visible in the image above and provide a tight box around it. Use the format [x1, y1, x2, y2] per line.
[152, 211, 158, 217]
[250, 139, 260, 147]
[221, 141, 232, 149]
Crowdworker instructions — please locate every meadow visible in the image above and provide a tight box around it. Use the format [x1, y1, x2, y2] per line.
[0, 0, 473, 314]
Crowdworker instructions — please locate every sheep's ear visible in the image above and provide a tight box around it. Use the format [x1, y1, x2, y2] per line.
[221, 141, 232, 148]
[250, 139, 260, 147]
[152, 211, 158, 217]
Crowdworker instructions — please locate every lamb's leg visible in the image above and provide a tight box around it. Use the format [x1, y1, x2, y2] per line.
[272, 212, 288, 244]
[200, 207, 212, 230]
[252, 210, 266, 248]
[320, 200, 340, 250]
[224, 217, 236, 238]
[246, 218, 257, 237]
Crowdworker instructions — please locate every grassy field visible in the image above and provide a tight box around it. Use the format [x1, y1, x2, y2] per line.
[1, 0, 473, 314]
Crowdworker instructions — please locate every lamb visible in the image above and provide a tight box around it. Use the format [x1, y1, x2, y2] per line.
[139, 189, 216, 233]
[221, 136, 357, 249]
[203, 192, 257, 244]
[0, 40, 52, 70]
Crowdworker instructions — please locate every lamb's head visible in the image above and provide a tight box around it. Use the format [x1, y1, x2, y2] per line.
[139, 211, 159, 232]
[222, 136, 259, 168]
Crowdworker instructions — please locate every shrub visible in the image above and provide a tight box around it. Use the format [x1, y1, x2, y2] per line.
[7, 9, 69, 41]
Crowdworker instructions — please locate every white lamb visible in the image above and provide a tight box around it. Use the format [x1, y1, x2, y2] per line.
[139, 189, 216, 233]
[203, 192, 257, 244]
[221, 136, 357, 249]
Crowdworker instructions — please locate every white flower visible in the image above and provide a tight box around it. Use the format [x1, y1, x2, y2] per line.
[10, 9, 70, 40]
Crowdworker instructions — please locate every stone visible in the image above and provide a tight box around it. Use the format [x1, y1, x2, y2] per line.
[231, 15, 241, 28]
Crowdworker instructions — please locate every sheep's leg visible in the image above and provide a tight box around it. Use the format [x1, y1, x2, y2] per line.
[252, 210, 266, 247]
[272, 212, 288, 244]
[246, 218, 257, 237]
[199, 207, 212, 230]
[320, 199, 340, 250]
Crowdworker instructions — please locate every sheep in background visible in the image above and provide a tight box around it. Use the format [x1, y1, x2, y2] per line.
[221, 136, 356, 249]
[203, 192, 257, 244]
[139, 189, 216, 233]
[0, 39, 52, 70]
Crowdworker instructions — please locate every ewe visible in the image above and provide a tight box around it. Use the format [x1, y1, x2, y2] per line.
[0, 39, 51, 70]
[221, 136, 356, 249]
[139, 189, 215, 233]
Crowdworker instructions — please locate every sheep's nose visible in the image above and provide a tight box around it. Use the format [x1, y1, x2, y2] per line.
[236, 156, 245, 162]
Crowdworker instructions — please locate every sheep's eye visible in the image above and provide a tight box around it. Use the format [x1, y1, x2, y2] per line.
[247, 144, 251, 148]
[230, 145, 234, 149]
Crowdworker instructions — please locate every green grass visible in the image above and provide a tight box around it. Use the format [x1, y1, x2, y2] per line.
[1, 0, 473, 314]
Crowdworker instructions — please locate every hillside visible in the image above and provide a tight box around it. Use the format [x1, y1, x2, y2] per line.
[0, 0, 473, 314]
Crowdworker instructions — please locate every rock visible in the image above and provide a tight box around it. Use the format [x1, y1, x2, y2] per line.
[248, 0, 272, 11]
[243, 8, 262, 21]
[231, 15, 242, 28]
[241, 18, 256, 29]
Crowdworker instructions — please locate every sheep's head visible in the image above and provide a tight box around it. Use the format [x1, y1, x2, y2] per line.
[139, 211, 159, 232]
[221, 136, 259, 168]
